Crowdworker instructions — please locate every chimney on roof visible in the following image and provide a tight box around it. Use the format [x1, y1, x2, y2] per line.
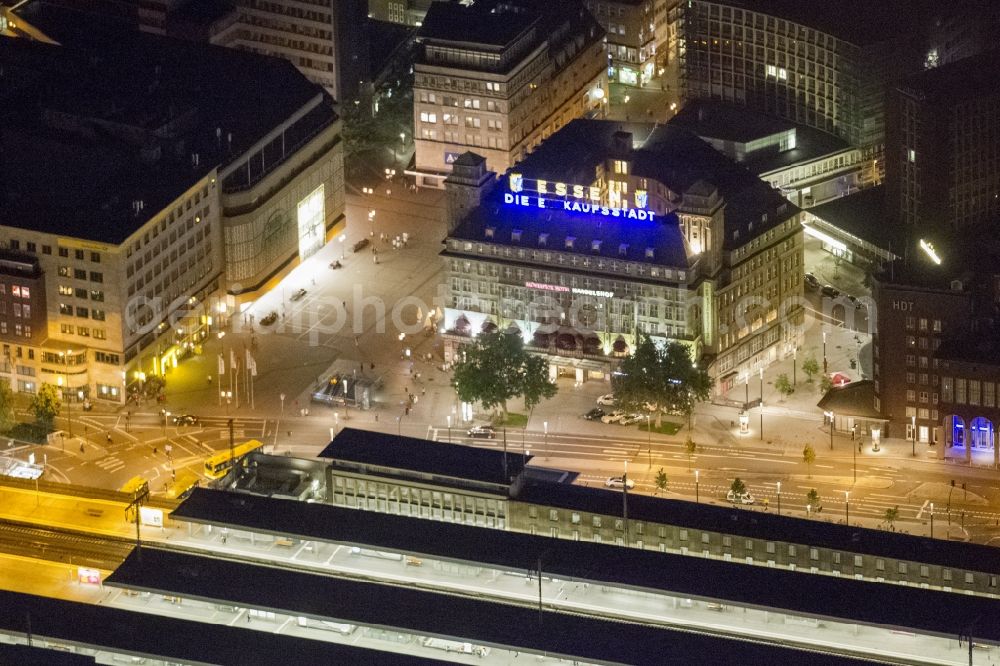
[227, 132, 232, 152]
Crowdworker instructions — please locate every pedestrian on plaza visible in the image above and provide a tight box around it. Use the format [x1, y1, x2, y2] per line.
[106, 434, 112, 444]
[375, 413, 379, 423]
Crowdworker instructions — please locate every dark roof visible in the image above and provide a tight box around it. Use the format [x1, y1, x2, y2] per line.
[507, 118, 798, 252]
[317, 427, 526, 488]
[934, 327, 1000, 366]
[816, 380, 885, 419]
[0, 589, 442, 666]
[448, 188, 692, 269]
[809, 186, 905, 251]
[0, 4, 328, 244]
[106, 543, 885, 665]
[168, 0, 236, 25]
[170, 488, 1000, 645]
[671, 99, 796, 144]
[713, 0, 940, 46]
[0, 641, 96, 665]
[899, 47, 1000, 104]
[418, 1, 538, 47]
[873, 221, 1000, 290]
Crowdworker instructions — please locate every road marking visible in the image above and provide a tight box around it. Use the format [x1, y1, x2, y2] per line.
[915, 499, 930, 519]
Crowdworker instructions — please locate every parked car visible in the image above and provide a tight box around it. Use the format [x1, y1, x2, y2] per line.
[846, 294, 865, 309]
[583, 408, 606, 421]
[804, 273, 820, 290]
[352, 238, 372, 253]
[619, 413, 644, 425]
[726, 490, 755, 505]
[600, 410, 625, 424]
[643, 401, 659, 412]
[172, 414, 199, 426]
[820, 285, 840, 299]
[290, 288, 307, 301]
[596, 393, 616, 406]
[260, 311, 278, 326]
[466, 425, 496, 439]
[605, 476, 635, 490]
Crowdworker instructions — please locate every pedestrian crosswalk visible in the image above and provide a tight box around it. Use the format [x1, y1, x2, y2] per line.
[94, 455, 126, 474]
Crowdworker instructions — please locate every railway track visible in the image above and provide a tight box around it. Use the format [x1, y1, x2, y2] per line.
[0, 519, 134, 570]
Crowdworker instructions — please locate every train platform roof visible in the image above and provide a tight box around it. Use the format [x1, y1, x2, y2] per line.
[171, 488, 1000, 644]
[105, 545, 883, 666]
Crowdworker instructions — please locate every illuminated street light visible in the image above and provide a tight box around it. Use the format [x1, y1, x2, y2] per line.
[694, 469, 700, 503]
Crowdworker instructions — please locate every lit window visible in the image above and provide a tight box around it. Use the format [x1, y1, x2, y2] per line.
[908, 148, 916, 163]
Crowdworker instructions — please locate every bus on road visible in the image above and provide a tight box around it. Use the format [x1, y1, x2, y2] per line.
[120, 476, 148, 496]
[204, 439, 264, 479]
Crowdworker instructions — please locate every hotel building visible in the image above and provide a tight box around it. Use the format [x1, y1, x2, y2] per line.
[440, 119, 803, 390]
[411, 0, 608, 188]
[0, 18, 344, 403]
[583, 0, 673, 87]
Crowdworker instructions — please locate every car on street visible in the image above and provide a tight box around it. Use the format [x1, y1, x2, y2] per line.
[290, 288, 307, 301]
[619, 413, 644, 425]
[172, 414, 200, 426]
[820, 285, 840, 299]
[600, 410, 625, 424]
[466, 425, 496, 439]
[596, 393, 616, 406]
[583, 408, 605, 421]
[804, 273, 820, 290]
[846, 294, 865, 309]
[604, 476, 635, 490]
[726, 490, 755, 505]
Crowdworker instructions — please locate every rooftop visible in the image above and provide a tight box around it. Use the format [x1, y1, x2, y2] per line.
[170, 488, 1000, 646]
[898, 46, 1000, 104]
[0, 3, 328, 245]
[317, 427, 526, 489]
[808, 186, 903, 252]
[418, 0, 538, 48]
[816, 380, 885, 419]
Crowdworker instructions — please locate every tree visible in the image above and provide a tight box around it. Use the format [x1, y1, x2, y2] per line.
[685, 436, 698, 469]
[730, 477, 747, 496]
[802, 444, 816, 478]
[613, 336, 711, 428]
[30, 384, 61, 431]
[0, 380, 14, 433]
[802, 356, 820, 382]
[451, 332, 556, 417]
[819, 374, 834, 394]
[655, 468, 668, 495]
[806, 488, 820, 510]
[884, 506, 899, 531]
[774, 373, 794, 400]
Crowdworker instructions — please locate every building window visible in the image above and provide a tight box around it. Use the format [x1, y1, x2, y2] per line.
[548, 509, 558, 521]
[876, 558, 885, 571]
[897, 562, 907, 574]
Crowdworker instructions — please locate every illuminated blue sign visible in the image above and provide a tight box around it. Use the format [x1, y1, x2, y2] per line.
[504, 193, 657, 221]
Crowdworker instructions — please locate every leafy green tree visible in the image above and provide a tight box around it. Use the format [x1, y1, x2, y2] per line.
[613, 336, 711, 428]
[802, 444, 816, 478]
[806, 488, 820, 510]
[451, 332, 556, 417]
[685, 436, 698, 469]
[774, 373, 794, 400]
[802, 356, 820, 382]
[884, 506, 899, 531]
[655, 468, 668, 495]
[819, 374, 834, 394]
[0, 380, 14, 433]
[30, 384, 61, 431]
[730, 477, 747, 496]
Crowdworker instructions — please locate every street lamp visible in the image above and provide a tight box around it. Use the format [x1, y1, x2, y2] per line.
[759, 368, 764, 441]
[446, 414, 452, 443]
[543, 421, 549, 460]
[823, 330, 828, 374]
[339, 233, 346, 260]
[792, 347, 797, 386]
[162, 411, 171, 436]
[911, 415, 917, 457]
[61, 350, 74, 437]
[694, 469, 700, 503]
[776, 481, 782, 516]
[930, 501, 935, 538]
[274, 393, 286, 448]
[368, 209, 376, 237]
[852, 426, 857, 484]
[829, 411, 835, 450]
[844, 491, 850, 526]
[744, 372, 749, 407]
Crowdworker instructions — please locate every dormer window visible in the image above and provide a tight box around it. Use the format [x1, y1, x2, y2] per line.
[565, 236, 576, 249]
[485, 227, 495, 239]
[538, 233, 549, 246]
[591, 240, 602, 252]
[619, 243, 629, 256]
[645, 247, 654, 259]
[512, 229, 522, 242]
